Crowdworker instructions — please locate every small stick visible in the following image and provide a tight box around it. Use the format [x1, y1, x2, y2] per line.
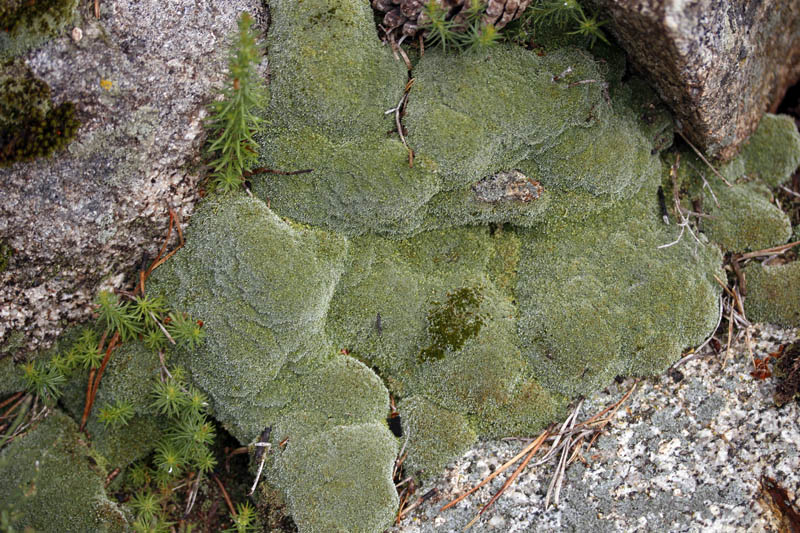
[779, 185, 800, 199]
[94, 0, 100, 19]
[738, 239, 800, 261]
[243, 167, 313, 177]
[730, 254, 746, 296]
[397, 488, 437, 520]
[440, 428, 550, 512]
[213, 474, 237, 517]
[465, 433, 547, 530]
[686, 160, 720, 207]
[80, 331, 120, 431]
[184, 474, 203, 517]
[0, 391, 24, 412]
[676, 130, 732, 186]
[104, 467, 121, 488]
[151, 312, 176, 345]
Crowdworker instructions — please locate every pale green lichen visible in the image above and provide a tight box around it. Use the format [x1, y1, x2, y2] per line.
[671, 114, 799, 253]
[744, 262, 800, 326]
[148, 195, 399, 531]
[738, 114, 800, 188]
[0, 410, 127, 532]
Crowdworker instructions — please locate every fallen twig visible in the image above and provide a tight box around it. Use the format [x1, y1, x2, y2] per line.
[676, 130, 732, 186]
[212, 474, 237, 518]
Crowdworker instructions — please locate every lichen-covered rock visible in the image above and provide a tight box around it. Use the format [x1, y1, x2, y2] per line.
[149, 195, 399, 532]
[744, 262, 800, 326]
[593, 0, 800, 161]
[0, 409, 127, 532]
[0, 0, 265, 356]
[0, 0, 78, 59]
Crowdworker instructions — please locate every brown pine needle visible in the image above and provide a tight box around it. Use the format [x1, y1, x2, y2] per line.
[738, 239, 800, 260]
[213, 474, 237, 517]
[440, 428, 550, 512]
[676, 130, 732, 186]
[464, 431, 549, 530]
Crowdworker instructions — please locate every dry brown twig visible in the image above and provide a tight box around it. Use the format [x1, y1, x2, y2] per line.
[676, 130, 732, 186]
[439, 383, 637, 530]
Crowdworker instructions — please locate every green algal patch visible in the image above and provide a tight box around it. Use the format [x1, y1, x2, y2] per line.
[0, 60, 79, 166]
[0, 0, 78, 59]
[419, 286, 486, 362]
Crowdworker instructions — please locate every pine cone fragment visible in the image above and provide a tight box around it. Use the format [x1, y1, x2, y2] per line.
[372, 0, 531, 40]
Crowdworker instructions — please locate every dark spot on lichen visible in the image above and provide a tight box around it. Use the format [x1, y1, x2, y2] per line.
[418, 286, 485, 363]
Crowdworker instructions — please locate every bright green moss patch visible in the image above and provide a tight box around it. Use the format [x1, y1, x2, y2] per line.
[701, 180, 791, 253]
[744, 262, 800, 326]
[85, 342, 163, 468]
[270, 423, 398, 533]
[149, 195, 399, 531]
[0, 60, 79, 166]
[261, 0, 406, 141]
[0, 410, 127, 532]
[149, 195, 349, 441]
[256, 18, 667, 236]
[669, 115, 800, 253]
[0, 0, 78, 59]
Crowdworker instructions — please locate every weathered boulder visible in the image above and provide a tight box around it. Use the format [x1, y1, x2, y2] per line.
[0, 0, 265, 356]
[594, 0, 800, 161]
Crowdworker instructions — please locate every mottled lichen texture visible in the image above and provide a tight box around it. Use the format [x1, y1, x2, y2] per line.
[138, 0, 800, 531]
[0, 410, 128, 532]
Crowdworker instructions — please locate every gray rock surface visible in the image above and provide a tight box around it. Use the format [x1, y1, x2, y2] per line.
[593, 0, 800, 161]
[393, 325, 800, 532]
[0, 0, 266, 355]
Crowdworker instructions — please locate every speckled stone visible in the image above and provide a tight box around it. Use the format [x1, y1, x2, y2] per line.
[0, 0, 267, 355]
[393, 325, 800, 532]
[593, 0, 800, 162]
